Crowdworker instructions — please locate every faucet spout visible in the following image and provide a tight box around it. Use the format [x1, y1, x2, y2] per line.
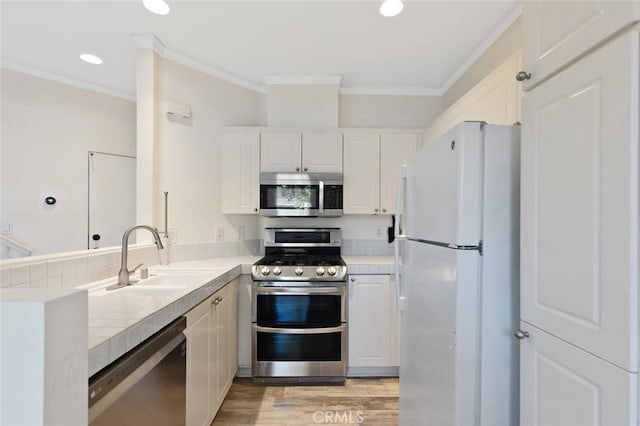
[116, 225, 164, 287]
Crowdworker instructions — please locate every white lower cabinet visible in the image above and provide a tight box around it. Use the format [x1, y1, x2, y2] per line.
[185, 279, 239, 426]
[347, 274, 399, 375]
[519, 322, 637, 426]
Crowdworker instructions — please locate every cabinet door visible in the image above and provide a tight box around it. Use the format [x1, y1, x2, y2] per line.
[522, 0, 639, 90]
[380, 134, 417, 215]
[519, 323, 637, 426]
[467, 53, 518, 125]
[260, 132, 302, 172]
[424, 100, 469, 146]
[389, 275, 400, 367]
[227, 280, 239, 385]
[343, 134, 380, 214]
[222, 132, 260, 214]
[348, 275, 391, 367]
[186, 298, 212, 426]
[521, 31, 639, 371]
[302, 132, 343, 173]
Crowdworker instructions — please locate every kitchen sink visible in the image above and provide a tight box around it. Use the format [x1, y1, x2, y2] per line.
[89, 272, 213, 297]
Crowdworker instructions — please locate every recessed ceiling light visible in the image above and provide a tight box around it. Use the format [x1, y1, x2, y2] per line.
[379, 0, 404, 17]
[80, 53, 103, 65]
[143, 0, 170, 15]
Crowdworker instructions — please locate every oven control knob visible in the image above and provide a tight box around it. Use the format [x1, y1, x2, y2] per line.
[294, 267, 304, 276]
[260, 266, 271, 276]
[327, 267, 337, 276]
[316, 267, 326, 276]
[272, 266, 282, 276]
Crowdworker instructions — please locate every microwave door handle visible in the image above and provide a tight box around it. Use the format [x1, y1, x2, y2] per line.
[319, 180, 324, 215]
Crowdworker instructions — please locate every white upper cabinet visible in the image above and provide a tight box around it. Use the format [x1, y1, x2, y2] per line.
[380, 134, 417, 215]
[260, 132, 302, 172]
[424, 51, 521, 146]
[344, 133, 417, 215]
[466, 54, 519, 125]
[301, 133, 343, 173]
[260, 131, 342, 173]
[521, 30, 639, 372]
[521, 0, 639, 90]
[222, 131, 260, 214]
[343, 133, 380, 214]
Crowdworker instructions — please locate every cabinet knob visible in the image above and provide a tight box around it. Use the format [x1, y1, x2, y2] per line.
[516, 71, 531, 82]
[304, 167, 308, 172]
[296, 167, 300, 172]
[382, 208, 387, 213]
[350, 277, 355, 282]
[514, 329, 530, 340]
[374, 208, 379, 213]
[254, 208, 258, 212]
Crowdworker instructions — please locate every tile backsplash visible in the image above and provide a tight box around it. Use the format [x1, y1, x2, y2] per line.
[0, 238, 390, 289]
[0, 239, 261, 289]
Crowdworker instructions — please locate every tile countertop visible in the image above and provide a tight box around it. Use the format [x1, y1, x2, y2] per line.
[85, 256, 259, 377]
[343, 256, 395, 274]
[85, 255, 394, 377]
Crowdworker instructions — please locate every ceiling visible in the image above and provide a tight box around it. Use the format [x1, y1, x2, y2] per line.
[1, 1, 520, 100]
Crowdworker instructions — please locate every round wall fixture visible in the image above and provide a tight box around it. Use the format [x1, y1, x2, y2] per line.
[44, 196, 57, 205]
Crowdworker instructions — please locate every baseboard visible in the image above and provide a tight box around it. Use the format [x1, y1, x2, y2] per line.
[347, 366, 399, 377]
[235, 366, 252, 378]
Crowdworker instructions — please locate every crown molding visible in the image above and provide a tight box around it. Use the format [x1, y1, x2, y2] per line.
[439, 3, 522, 95]
[131, 33, 165, 54]
[264, 75, 343, 86]
[340, 86, 442, 97]
[0, 60, 136, 102]
[131, 33, 265, 93]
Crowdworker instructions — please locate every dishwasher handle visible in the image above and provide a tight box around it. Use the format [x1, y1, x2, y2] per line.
[88, 317, 186, 409]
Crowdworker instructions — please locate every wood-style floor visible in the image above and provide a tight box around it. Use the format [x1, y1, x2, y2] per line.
[211, 378, 399, 426]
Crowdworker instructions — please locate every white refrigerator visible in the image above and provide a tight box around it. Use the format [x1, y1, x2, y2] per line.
[395, 121, 520, 426]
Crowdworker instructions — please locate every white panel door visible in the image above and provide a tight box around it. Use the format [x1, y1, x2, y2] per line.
[260, 132, 302, 172]
[222, 132, 260, 214]
[185, 299, 212, 426]
[343, 133, 380, 214]
[348, 275, 391, 367]
[521, 31, 639, 371]
[522, 0, 639, 90]
[88, 152, 136, 249]
[380, 134, 417, 215]
[301, 132, 343, 173]
[519, 322, 637, 426]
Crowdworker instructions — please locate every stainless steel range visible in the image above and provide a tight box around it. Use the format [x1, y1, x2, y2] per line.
[251, 228, 347, 384]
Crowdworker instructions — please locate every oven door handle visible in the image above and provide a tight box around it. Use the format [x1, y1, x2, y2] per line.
[319, 180, 324, 216]
[255, 287, 344, 295]
[254, 325, 345, 334]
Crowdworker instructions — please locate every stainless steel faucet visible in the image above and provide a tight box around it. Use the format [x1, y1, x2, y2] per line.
[109, 225, 164, 290]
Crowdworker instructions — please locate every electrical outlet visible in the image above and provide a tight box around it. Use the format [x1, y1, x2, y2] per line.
[167, 226, 177, 244]
[237, 225, 245, 241]
[0, 222, 12, 234]
[216, 226, 224, 241]
[376, 226, 383, 237]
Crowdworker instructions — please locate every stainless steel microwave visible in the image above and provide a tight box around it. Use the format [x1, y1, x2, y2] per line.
[259, 173, 343, 217]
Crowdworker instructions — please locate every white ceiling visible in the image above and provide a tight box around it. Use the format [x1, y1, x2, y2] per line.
[1, 1, 520, 100]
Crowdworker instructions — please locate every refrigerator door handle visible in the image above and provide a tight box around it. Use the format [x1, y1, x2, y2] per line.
[394, 165, 408, 311]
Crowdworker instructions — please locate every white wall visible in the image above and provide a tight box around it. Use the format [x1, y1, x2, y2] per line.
[442, 16, 522, 110]
[339, 94, 442, 129]
[154, 56, 263, 243]
[267, 84, 340, 127]
[0, 69, 136, 256]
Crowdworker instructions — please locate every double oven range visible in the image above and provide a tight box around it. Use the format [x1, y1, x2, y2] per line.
[251, 228, 347, 384]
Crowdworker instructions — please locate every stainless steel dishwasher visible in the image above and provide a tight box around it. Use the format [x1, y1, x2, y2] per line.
[88, 317, 187, 426]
